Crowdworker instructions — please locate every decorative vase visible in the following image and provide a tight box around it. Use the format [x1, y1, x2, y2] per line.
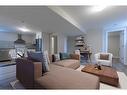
[97, 62, 101, 70]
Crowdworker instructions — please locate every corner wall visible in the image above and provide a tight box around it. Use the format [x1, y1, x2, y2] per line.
[42, 32, 50, 52]
[67, 36, 76, 54]
[57, 33, 67, 53]
[86, 29, 103, 62]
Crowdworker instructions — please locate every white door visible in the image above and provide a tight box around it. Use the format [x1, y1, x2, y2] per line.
[51, 36, 55, 54]
[120, 31, 124, 64]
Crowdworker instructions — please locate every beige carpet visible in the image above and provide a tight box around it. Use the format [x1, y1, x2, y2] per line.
[76, 65, 127, 89]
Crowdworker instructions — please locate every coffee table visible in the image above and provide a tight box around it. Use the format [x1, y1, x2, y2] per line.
[81, 64, 119, 87]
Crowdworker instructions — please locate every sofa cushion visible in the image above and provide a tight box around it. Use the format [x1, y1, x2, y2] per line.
[27, 51, 50, 73]
[53, 59, 80, 69]
[27, 51, 41, 62]
[42, 52, 50, 72]
[100, 54, 109, 60]
[44, 51, 50, 64]
[35, 64, 99, 89]
[60, 53, 70, 60]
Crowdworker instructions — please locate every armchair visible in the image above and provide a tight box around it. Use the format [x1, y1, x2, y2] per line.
[94, 53, 113, 67]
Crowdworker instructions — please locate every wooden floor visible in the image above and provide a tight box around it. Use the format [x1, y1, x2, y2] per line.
[0, 65, 16, 89]
[0, 58, 127, 89]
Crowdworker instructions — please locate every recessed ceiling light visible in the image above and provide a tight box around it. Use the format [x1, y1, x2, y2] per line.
[91, 6, 108, 12]
[18, 27, 30, 32]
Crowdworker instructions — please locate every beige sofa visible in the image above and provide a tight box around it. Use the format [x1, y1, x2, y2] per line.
[51, 54, 80, 70]
[35, 64, 99, 89]
[16, 54, 99, 89]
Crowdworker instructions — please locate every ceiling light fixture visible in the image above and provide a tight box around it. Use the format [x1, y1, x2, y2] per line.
[18, 21, 30, 32]
[91, 5, 108, 12]
[18, 27, 30, 32]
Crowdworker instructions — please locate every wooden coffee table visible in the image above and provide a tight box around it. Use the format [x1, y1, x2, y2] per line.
[81, 64, 119, 87]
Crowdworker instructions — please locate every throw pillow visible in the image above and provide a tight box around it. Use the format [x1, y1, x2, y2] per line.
[27, 51, 42, 62]
[60, 52, 70, 60]
[53, 54, 60, 62]
[27, 51, 50, 74]
[100, 54, 109, 60]
[42, 52, 50, 72]
[44, 50, 50, 64]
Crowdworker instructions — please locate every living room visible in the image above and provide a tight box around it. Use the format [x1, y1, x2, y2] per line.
[0, 6, 127, 90]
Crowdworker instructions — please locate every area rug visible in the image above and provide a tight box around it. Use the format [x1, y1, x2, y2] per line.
[77, 65, 127, 89]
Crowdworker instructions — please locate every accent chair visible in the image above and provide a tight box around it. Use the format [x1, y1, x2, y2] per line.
[94, 52, 113, 67]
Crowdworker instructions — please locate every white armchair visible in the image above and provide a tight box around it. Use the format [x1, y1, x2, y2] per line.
[94, 53, 113, 67]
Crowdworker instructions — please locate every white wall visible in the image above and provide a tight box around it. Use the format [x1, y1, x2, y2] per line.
[67, 36, 76, 53]
[34, 32, 67, 54]
[67, 35, 87, 54]
[108, 33, 120, 58]
[86, 29, 103, 62]
[42, 32, 50, 52]
[49, 33, 67, 54]
[57, 33, 67, 53]
[23, 34, 35, 43]
[0, 32, 35, 43]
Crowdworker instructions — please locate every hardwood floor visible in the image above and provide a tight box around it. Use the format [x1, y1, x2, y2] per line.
[0, 65, 16, 89]
[112, 62, 127, 76]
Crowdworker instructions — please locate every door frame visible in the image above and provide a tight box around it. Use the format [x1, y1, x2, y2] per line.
[50, 34, 58, 54]
[103, 27, 127, 65]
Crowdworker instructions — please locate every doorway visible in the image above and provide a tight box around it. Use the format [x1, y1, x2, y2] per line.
[108, 31, 124, 63]
[50, 36, 57, 54]
[104, 27, 127, 65]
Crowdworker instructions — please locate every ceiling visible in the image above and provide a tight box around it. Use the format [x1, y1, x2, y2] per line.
[0, 6, 83, 36]
[50, 6, 127, 31]
[0, 6, 127, 36]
